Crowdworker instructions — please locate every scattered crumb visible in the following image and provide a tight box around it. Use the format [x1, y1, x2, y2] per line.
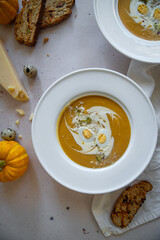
[46, 54, 50, 57]
[29, 113, 34, 121]
[15, 119, 20, 125]
[66, 206, 70, 210]
[43, 38, 49, 44]
[50, 217, 54, 221]
[8, 86, 15, 93]
[16, 109, 25, 116]
[18, 134, 22, 139]
[82, 228, 89, 234]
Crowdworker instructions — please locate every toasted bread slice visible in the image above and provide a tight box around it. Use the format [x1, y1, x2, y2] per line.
[15, 0, 46, 46]
[111, 180, 153, 228]
[40, 0, 75, 29]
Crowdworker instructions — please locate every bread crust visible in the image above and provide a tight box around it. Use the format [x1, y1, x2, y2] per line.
[40, 0, 75, 29]
[15, 0, 75, 46]
[15, 0, 46, 46]
[111, 180, 153, 228]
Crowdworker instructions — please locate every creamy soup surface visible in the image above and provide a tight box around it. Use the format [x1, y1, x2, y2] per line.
[57, 95, 131, 169]
[118, 0, 160, 41]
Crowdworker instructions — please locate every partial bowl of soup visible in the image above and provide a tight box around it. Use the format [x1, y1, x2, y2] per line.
[32, 68, 157, 194]
[94, 0, 160, 63]
[118, 0, 160, 41]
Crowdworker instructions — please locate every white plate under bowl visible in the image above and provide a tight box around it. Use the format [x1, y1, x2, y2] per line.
[32, 68, 157, 194]
[94, 0, 160, 63]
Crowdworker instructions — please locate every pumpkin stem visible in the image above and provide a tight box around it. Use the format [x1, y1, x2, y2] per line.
[0, 160, 6, 171]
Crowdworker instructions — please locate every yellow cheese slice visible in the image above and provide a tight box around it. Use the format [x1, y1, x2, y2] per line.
[0, 39, 29, 102]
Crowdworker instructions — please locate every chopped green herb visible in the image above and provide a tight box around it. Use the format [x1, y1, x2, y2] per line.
[75, 108, 81, 115]
[27, 28, 30, 34]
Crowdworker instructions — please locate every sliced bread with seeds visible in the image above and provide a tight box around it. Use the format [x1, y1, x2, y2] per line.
[15, 0, 46, 46]
[111, 180, 153, 228]
[40, 0, 75, 29]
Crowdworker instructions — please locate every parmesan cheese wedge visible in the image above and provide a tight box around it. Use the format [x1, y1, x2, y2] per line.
[0, 39, 29, 102]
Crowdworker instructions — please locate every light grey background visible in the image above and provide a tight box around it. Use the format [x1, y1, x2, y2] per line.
[0, 0, 159, 239]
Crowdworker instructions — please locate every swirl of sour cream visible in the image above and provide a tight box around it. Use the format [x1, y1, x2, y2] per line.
[65, 106, 119, 160]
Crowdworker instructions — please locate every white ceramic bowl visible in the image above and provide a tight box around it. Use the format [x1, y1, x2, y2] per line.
[94, 0, 160, 63]
[31, 68, 158, 194]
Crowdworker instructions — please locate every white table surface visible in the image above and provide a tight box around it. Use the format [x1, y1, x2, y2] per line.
[0, 1, 160, 240]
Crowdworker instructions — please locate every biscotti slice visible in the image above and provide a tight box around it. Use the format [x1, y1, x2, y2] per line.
[40, 0, 75, 29]
[111, 180, 153, 228]
[15, 0, 46, 46]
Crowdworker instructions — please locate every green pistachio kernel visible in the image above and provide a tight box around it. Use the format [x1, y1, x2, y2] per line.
[154, 22, 160, 32]
[96, 155, 102, 162]
[86, 117, 92, 124]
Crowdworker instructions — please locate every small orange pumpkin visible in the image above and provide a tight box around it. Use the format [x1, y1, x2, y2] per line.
[0, 0, 19, 25]
[0, 141, 29, 182]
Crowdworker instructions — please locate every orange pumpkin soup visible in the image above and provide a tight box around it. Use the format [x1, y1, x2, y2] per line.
[118, 0, 160, 41]
[57, 95, 131, 169]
